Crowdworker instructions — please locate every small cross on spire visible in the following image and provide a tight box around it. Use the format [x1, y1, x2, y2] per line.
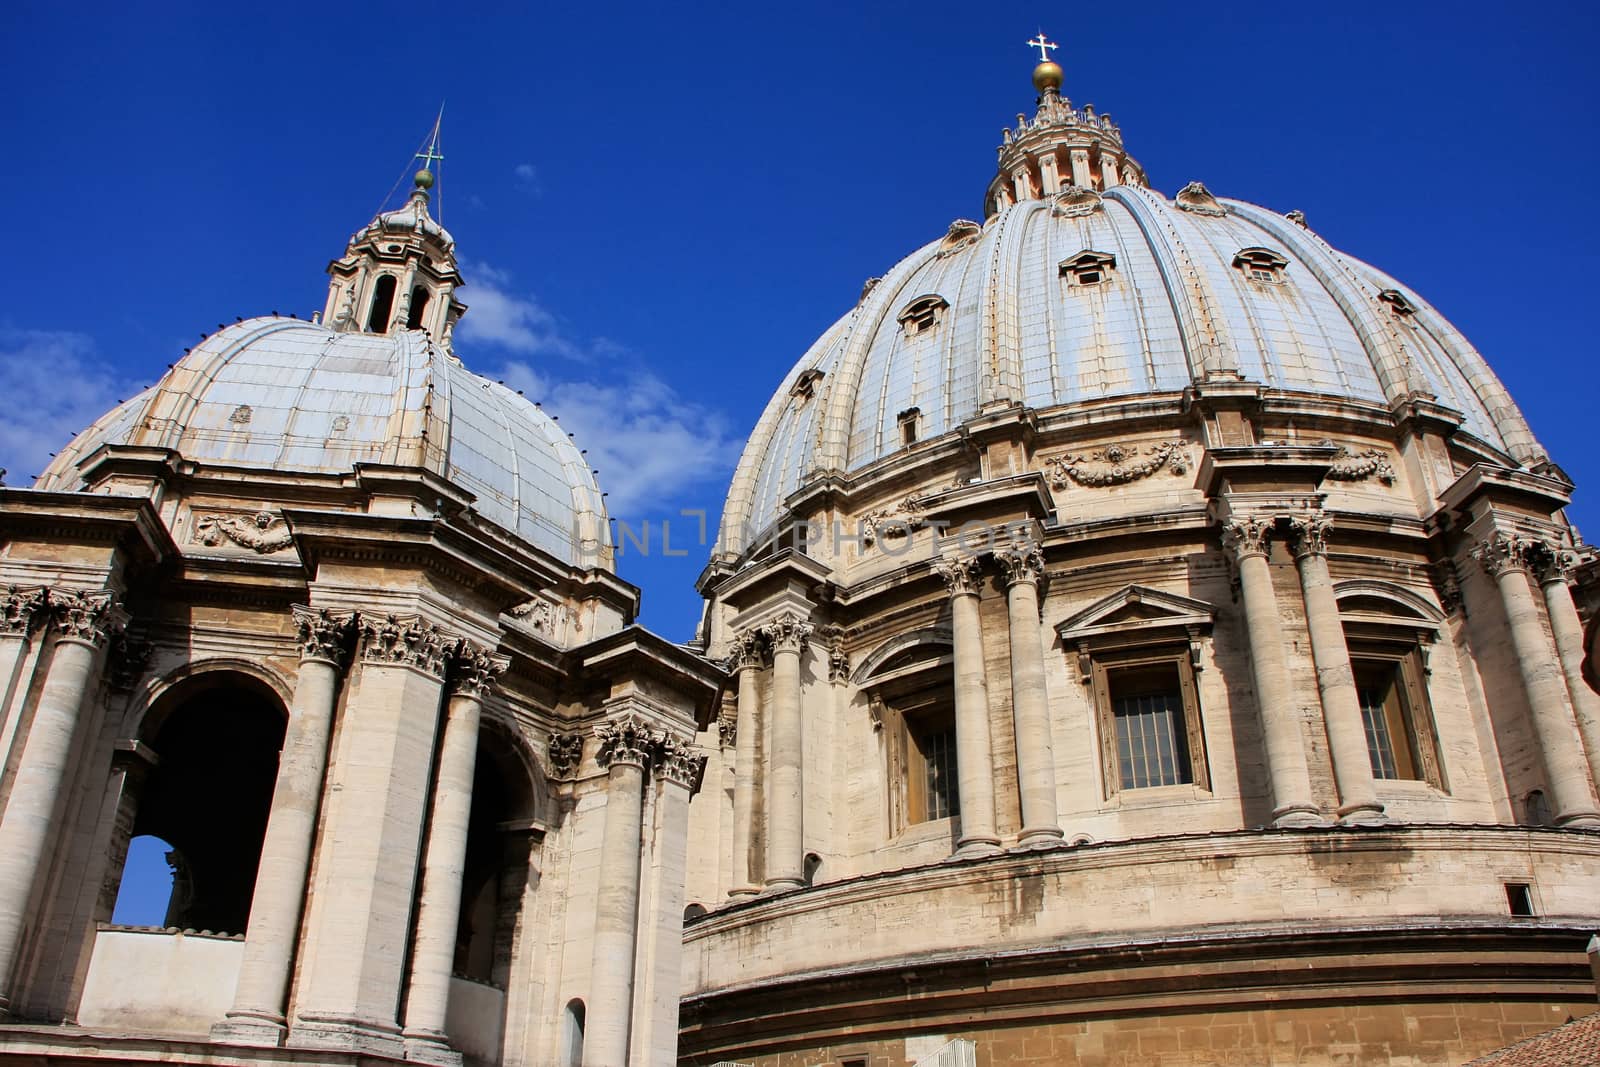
[1027, 32, 1058, 63]
[415, 106, 445, 171]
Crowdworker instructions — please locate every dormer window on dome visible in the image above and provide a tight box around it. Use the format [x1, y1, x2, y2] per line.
[898, 296, 948, 338]
[1233, 247, 1289, 285]
[1061, 250, 1117, 287]
[1379, 289, 1417, 317]
[790, 368, 825, 404]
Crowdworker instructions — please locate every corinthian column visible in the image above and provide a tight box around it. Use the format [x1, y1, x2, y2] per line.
[1287, 516, 1383, 824]
[933, 555, 999, 854]
[761, 611, 812, 890]
[586, 713, 654, 1067]
[0, 587, 46, 718]
[1221, 518, 1321, 827]
[727, 631, 765, 897]
[1533, 543, 1600, 793]
[1474, 533, 1600, 826]
[640, 734, 705, 1066]
[0, 588, 119, 1015]
[288, 613, 456, 1057]
[994, 533, 1062, 845]
[402, 642, 507, 1066]
[216, 607, 355, 1046]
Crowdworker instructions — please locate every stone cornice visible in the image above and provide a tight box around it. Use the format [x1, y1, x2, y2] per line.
[0, 490, 175, 569]
[566, 625, 726, 730]
[1437, 463, 1573, 520]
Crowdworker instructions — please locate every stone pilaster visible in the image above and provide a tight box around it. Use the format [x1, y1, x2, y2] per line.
[760, 611, 812, 890]
[1474, 533, 1600, 826]
[640, 733, 706, 1066]
[934, 555, 1000, 854]
[994, 533, 1062, 845]
[0, 587, 119, 1014]
[1221, 518, 1321, 827]
[216, 607, 356, 1047]
[1287, 516, 1384, 824]
[1532, 543, 1600, 795]
[402, 641, 507, 1066]
[288, 613, 457, 1057]
[727, 630, 765, 897]
[586, 712, 654, 1067]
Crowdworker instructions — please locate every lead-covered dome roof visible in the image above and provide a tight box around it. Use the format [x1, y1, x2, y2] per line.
[37, 317, 609, 568]
[719, 65, 1541, 554]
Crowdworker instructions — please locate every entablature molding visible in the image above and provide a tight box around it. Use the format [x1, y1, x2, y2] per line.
[1436, 463, 1572, 528]
[1194, 444, 1338, 497]
[1056, 584, 1216, 683]
[711, 548, 832, 614]
[0, 489, 176, 570]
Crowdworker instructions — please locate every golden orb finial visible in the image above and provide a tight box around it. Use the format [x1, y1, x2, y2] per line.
[1026, 32, 1062, 92]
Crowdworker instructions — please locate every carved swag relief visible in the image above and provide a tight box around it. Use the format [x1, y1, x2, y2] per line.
[1045, 441, 1190, 489]
[194, 510, 294, 554]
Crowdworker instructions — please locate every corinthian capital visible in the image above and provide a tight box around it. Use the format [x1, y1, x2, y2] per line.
[292, 606, 355, 668]
[993, 532, 1045, 589]
[49, 588, 121, 647]
[730, 629, 768, 672]
[1472, 531, 1535, 579]
[359, 613, 456, 679]
[760, 611, 813, 655]
[1220, 517, 1272, 561]
[1287, 513, 1332, 560]
[594, 713, 656, 770]
[450, 641, 509, 698]
[0, 586, 47, 638]
[933, 554, 985, 597]
[654, 732, 707, 793]
[1529, 540, 1577, 587]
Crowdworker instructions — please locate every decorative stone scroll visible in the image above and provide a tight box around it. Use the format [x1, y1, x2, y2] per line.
[0, 586, 47, 637]
[1175, 181, 1227, 217]
[107, 632, 154, 691]
[1430, 561, 1463, 617]
[1051, 185, 1104, 218]
[716, 704, 738, 749]
[1321, 442, 1397, 485]
[594, 714, 656, 769]
[935, 219, 982, 258]
[358, 614, 455, 678]
[548, 732, 584, 778]
[859, 494, 929, 546]
[994, 532, 1045, 589]
[291, 606, 355, 667]
[820, 624, 849, 684]
[1220, 517, 1273, 561]
[49, 589, 120, 647]
[1472, 531, 1537, 578]
[194, 511, 294, 554]
[1044, 441, 1190, 489]
[654, 733, 707, 794]
[449, 642, 508, 699]
[760, 611, 813, 656]
[933, 554, 985, 597]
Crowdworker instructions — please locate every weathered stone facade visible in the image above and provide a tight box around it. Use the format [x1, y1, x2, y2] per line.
[682, 49, 1600, 1067]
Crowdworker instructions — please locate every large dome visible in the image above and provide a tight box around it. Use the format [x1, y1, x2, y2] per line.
[721, 185, 1541, 552]
[36, 316, 609, 567]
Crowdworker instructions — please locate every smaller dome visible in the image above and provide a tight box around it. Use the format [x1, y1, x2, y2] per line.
[37, 318, 610, 569]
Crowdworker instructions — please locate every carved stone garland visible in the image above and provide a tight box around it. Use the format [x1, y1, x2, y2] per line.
[1321, 441, 1397, 485]
[859, 494, 929, 547]
[194, 511, 295, 554]
[1045, 441, 1190, 489]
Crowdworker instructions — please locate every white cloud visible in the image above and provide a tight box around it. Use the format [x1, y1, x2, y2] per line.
[453, 263, 741, 516]
[0, 328, 138, 486]
[512, 162, 542, 197]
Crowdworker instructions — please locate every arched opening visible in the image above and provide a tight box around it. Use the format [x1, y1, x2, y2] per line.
[366, 274, 398, 333]
[684, 902, 708, 921]
[109, 673, 286, 934]
[406, 286, 431, 329]
[561, 999, 585, 1067]
[452, 724, 539, 986]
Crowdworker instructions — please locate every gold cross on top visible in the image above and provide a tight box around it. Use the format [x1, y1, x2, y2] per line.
[1027, 32, 1059, 62]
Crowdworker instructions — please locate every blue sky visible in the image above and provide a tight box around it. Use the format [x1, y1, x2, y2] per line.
[5, 0, 1598, 643]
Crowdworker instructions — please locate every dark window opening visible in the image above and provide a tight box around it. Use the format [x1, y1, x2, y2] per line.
[562, 999, 585, 1067]
[406, 286, 431, 330]
[1232, 247, 1288, 285]
[107, 677, 286, 935]
[684, 903, 708, 921]
[1524, 789, 1552, 826]
[452, 729, 538, 987]
[1060, 251, 1117, 287]
[906, 707, 959, 822]
[803, 852, 823, 887]
[1354, 659, 1421, 781]
[1505, 882, 1534, 917]
[897, 407, 921, 446]
[897, 296, 948, 337]
[367, 274, 398, 333]
[1109, 662, 1193, 789]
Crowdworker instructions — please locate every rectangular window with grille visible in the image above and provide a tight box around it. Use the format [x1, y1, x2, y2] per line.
[1109, 663, 1193, 789]
[1352, 656, 1436, 782]
[918, 722, 959, 820]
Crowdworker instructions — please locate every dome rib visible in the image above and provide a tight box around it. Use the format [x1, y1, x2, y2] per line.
[1104, 186, 1223, 381]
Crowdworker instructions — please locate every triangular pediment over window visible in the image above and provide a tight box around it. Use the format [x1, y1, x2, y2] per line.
[1056, 585, 1215, 644]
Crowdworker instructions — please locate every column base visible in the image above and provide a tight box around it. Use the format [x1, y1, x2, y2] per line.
[404, 1028, 463, 1066]
[953, 835, 1002, 858]
[1271, 805, 1327, 829]
[286, 1014, 405, 1058]
[1554, 809, 1600, 829]
[760, 878, 805, 895]
[1337, 802, 1387, 827]
[211, 1011, 288, 1048]
[727, 885, 760, 899]
[1015, 825, 1065, 848]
